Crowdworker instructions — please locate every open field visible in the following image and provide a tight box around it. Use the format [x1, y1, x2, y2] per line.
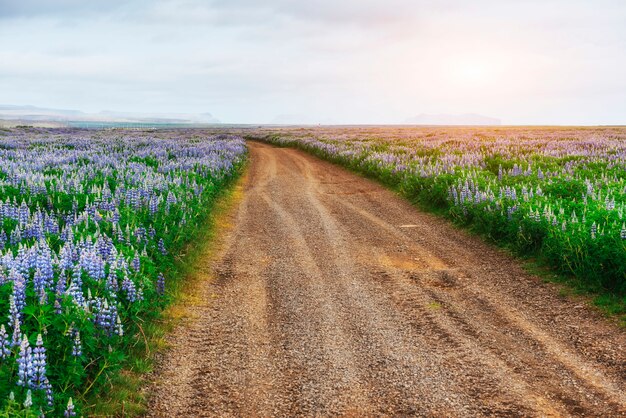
[149, 140, 625, 416]
[0, 128, 245, 416]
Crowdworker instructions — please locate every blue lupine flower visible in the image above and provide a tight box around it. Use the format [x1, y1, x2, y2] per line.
[66, 279, 86, 308]
[158, 238, 167, 255]
[0, 325, 10, 359]
[54, 299, 63, 315]
[11, 318, 22, 348]
[43, 376, 54, 406]
[33, 268, 46, 297]
[115, 315, 124, 336]
[131, 252, 141, 272]
[10, 225, 21, 245]
[36, 241, 55, 285]
[32, 334, 48, 389]
[92, 298, 119, 336]
[106, 269, 119, 293]
[10, 269, 26, 319]
[8, 295, 20, 327]
[121, 275, 137, 303]
[72, 332, 82, 357]
[17, 335, 34, 388]
[156, 273, 165, 295]
[64, 397, 76, 417]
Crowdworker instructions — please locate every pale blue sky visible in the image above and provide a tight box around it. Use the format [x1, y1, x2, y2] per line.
[0, 0, 624, 124]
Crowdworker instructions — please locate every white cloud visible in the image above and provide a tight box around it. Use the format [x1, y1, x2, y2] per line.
[0, 0, 624, 124]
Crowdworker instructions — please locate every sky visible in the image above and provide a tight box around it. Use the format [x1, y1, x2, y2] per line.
[0, 0, 625, 125]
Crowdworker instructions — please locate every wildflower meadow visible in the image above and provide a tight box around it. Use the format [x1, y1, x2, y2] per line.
[0, 128, 245, 416]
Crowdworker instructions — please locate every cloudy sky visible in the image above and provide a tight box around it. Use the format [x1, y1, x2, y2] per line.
[0, 0, 624, 124]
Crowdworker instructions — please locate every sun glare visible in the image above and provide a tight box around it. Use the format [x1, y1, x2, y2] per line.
[451, 59, 490, 84]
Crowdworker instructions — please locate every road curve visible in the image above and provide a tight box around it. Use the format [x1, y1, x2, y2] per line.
[148, 141, 625, 417]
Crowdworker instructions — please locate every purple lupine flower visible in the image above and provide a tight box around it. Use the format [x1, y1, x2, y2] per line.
[56, 269, 68, 295]
[8, 294, 20, 327]
[10, 269, 26, 319]
[59, 243, 73, 270]
[42, 376, 54, 406]
[158, 238, 167, 255]
[38, 287, 48, 305]
[121, 275, 137, 302]
[106, 268, 119, 293]
[33, 268, 46, 296]
[17, 335, 34, 388]
[0, 324, 10, 359]
[37, 240, 54, 274]
[131, 252, 140, 272]
[11, 318, 22, 348]
[156, 273, 165, 295]
[149, 196, 159, 215]
[54, 299, 63, 315]
[64, 397, 76, 417]
[116, 224, 124, 242]
[32, 334, 48, 389]
[10, 226, 21, 246]
[92, 298, 118, 336]
[71, 332, 82, 357]
[134, 227, 147, 244]
[66, 263, 86, 307]
[111, 208, 120, 224]
[115, 315, 124, 336]
[0, 230, 6, 250]
[66, 279, 86, 308]
[621, 223, 626, 240]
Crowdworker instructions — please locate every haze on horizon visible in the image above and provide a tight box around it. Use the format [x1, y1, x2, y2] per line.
[0, 0, 624, 125]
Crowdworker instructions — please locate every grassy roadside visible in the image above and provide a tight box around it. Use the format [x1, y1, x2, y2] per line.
[249, 136, 626, 326]
[83, 162, 248, 416]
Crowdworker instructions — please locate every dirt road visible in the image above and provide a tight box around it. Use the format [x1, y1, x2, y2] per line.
[148, 141, 625, 417]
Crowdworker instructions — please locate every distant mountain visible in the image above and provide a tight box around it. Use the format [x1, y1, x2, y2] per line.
[0, 105, 221, 124]
[404, 113, 501, 126]
[97, 111, 220, 124]
[0, 105, 85, 118]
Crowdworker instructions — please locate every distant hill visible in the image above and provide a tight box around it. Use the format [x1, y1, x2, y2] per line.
[404, 113, 501, 126]
[0, 105, 221, 124]
[98, 111, 220, 124]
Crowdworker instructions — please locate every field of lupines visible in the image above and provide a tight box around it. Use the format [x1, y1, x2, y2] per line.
[0, 128, 246, 416]
[256, 126, 626, 301]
